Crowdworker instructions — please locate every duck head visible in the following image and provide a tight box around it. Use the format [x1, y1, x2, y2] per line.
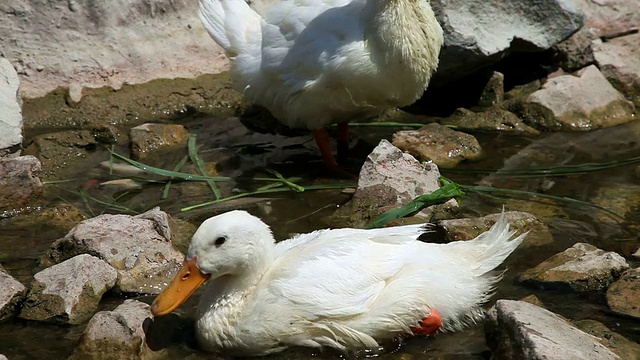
[151, 210, 275, 316]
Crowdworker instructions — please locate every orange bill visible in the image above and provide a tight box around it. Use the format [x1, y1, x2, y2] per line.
[150, 257, 211, 316]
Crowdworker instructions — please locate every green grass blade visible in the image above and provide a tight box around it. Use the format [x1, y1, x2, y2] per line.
[162, 154, 190, 200]
[267, 170, 305, 192]
[366, 177, 464, 228]
[188, 134, 221, 199]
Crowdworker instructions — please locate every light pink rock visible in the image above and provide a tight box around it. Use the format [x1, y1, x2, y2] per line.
[1, 0, 229, 99]
[19, 254, 117, 324]
[524, 65, 635, 130]
[593, 33, 640, 106]
[42, 207, 184, 294]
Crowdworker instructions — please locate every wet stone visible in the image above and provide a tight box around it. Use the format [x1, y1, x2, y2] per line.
[519, 243, 629, 292]
[18, 254, 117, 325]
[590, 184, 640, 228]
[129, 123, 190, 161]
[41, 207, 184, 294]
[440, 108, 540, 135]
[0, 264, 27, 322]
[518, 294, 545, 308]
[575, 319, 640, 360]
[522, 65, 636, 131]
[477, 71, 505, 107]
[333, 140, 458, 227]
[606, 267, 640, 319]
[70, 299, 164, 360]
[485, 300, 617, 360]
[392, 123, 483, 168]
[437, 211, 552, 249]
[0, 155, 43, 213]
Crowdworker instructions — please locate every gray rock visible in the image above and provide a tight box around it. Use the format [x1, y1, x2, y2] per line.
[440, 108, 540, 135]
[575, 319, 640, 360]
[0, 58, 23, 156]
[42, 207, 184, 294]
[129, 123, 190, 161]
[392, 123, 483, 168]
[333, 140, 458, 227]
[437, 211, 552, 248]
[431, 0, 583, 83]
[486, 300, 618, 360]
[0, 155, 43, 213]
[1, 1, 226, 99]
[522, 65, 635, 130]
[19, 254, 117, 324]
[0, 354, 7, 360]
[606, 267, 640, 320]
[70, 299, 162, 360]
[519, 243, 629, 292]
[0, 264, 27, 322]
[593, 33, 640, 107]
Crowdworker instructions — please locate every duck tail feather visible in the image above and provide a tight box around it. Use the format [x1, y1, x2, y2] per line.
[470, 210, 526, 276]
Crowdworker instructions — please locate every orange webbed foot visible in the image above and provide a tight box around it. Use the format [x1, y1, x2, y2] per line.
[411, 309, 442, 336]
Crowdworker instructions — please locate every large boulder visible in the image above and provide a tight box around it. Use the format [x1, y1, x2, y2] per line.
[1, 0, 227, 99]
[19, 254, 117, 324]
[42, 207, 185, 294]
[486, 300, 618, 359]
[431, 0, 583, 83]
[592, 33, 640, 107]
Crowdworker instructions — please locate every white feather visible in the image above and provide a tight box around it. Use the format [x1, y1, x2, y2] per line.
[183, 210, 525, 355]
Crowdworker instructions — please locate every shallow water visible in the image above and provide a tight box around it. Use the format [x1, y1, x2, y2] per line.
[1, 103, 640, 358]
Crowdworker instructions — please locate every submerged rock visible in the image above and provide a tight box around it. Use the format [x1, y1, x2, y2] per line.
[19, 254, 117, 324]
[333, 140, 458, 227]
[522, 65, 635, 130]
[23, 130, 97, 180]
[437, 211, 552, 248]
[0, 57, 23, 157]
[575, 319, 640, 360]
[0, 264, 27, 322]
[42, 207, 184, 294]
[519, 243, 629, 292]
[392, 123, 483, 168]
[71, 299, 163, 360]
[486, 300, 617, 360]
[129, 123, 190, 161]
[606, 267, 640, 319]
[440, 108, 540, 135]
[0, 155, 43, 213]
[431, 0, 583, 83]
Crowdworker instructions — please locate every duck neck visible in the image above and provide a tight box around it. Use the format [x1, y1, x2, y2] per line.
[363, 0, 443, 80]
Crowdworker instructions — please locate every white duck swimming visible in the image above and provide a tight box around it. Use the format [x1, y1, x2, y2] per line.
[151, 210, 525, 355]
[198, 0, 444, 171]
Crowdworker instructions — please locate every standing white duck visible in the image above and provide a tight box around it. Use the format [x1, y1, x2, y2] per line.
[198, 0, 444, 172]
[151, 210, 525, 355]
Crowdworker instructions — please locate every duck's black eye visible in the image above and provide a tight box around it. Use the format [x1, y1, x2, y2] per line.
[214, 236, 227, 247]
